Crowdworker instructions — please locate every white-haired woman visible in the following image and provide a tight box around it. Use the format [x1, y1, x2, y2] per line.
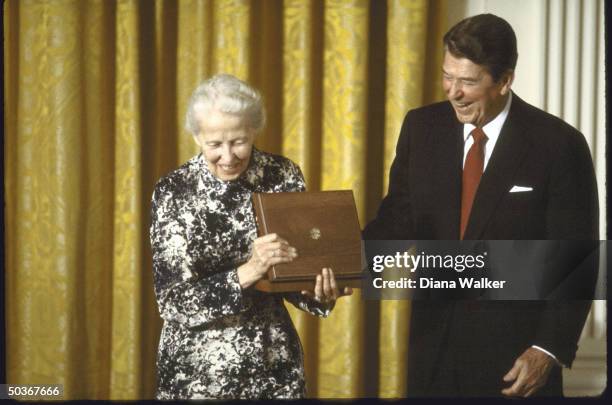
[150, 74, 351, 399]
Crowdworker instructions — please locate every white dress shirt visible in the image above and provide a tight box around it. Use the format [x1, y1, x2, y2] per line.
[462, 92, 512, 170]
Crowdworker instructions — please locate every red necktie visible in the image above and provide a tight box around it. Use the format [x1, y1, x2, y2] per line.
[460, 128, 487, 239]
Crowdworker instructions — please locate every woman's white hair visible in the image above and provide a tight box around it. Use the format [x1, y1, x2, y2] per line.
[185, 74, 266, 136]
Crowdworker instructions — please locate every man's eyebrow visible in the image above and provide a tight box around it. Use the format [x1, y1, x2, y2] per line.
[442, 70, 480, 81]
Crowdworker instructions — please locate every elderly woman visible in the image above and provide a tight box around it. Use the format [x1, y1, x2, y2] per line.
[150, 74, 351, 399]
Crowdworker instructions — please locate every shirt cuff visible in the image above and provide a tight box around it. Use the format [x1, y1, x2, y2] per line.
[531, 345, 565, 367]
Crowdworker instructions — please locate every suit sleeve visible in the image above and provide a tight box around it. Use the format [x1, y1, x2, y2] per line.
[284, 293, 333, 317]
[363, 111, 415, 240]
[533, 128, 599, 367]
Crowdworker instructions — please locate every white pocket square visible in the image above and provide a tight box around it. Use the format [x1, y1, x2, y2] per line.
[509, 185, 533, 193]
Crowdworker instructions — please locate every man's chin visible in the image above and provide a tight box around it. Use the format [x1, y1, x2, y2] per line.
[454, 111, 475, 125]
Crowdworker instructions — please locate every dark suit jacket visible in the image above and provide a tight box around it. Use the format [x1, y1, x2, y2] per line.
[363, 94, 599, 396]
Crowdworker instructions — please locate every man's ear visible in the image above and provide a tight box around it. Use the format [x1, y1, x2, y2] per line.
[500, 70, 515, 95]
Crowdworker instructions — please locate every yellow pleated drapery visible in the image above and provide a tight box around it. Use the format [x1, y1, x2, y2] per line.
[4, 0, 447, 399]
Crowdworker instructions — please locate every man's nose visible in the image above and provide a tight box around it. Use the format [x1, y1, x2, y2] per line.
[447, 81, 463, 99]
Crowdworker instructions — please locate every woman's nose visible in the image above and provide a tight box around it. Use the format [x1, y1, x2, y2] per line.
[220, 144, 234, 162]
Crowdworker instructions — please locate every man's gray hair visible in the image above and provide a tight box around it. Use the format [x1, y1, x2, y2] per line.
[185, 74, 266, 135]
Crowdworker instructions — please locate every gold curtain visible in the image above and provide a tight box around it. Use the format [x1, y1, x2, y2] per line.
[4, 0, 447, 399]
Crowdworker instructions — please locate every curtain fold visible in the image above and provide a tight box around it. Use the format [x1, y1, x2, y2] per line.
[176, 0, 211, 162]
[76, 1, 116, 399]
[111, 0, 144, 399]
[10, 0, 79, 394]
[318, 0, 369, 398]
[281, 0, 323, 395]
[212, 0, 250, 78]
[4, 0, 441, 399]
[377, 0, 429, 397]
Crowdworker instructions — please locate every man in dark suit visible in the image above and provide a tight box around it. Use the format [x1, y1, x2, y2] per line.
[363, 14, 598, 397]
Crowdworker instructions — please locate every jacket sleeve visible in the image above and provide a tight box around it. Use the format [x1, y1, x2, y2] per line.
[362, 110, 415, 240]
[533, 127, 599, 367]
[284, 293, 333, 317]
[150, 181, 251, 328]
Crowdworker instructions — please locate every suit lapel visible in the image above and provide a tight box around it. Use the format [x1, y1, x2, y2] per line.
[462, 95, 532, 239]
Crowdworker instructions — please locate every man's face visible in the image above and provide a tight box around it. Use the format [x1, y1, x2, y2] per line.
[442, 51, 513, 127]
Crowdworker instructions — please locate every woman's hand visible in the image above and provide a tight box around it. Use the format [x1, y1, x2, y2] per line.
[301, 268, 353, 305]
[238, 233, 297, 289]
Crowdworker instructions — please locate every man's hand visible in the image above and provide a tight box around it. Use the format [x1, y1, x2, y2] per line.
[501, 347, 556, 397]
[301, 268, 353, 306]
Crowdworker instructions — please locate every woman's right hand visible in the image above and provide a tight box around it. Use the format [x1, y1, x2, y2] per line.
[237, 233, 298, 289]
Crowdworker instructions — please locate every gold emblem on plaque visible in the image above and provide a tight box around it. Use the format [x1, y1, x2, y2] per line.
[310, 227, 321, 240]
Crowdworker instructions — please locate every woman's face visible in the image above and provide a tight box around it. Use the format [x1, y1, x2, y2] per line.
[193, 108, 255, 181]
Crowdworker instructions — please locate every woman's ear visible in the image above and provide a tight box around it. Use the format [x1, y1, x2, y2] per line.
[192, 133, 203, 148]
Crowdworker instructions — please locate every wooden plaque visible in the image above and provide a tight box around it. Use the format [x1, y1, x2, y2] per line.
[252, 190, 364, 292]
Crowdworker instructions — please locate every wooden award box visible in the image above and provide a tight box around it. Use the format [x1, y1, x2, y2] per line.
[252, 190, 364, 292]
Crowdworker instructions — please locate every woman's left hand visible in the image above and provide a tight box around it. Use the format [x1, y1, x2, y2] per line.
[301, 268, 353, 305]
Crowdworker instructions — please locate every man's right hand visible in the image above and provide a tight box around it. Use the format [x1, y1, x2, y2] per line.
[237, 233, 297, 288]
